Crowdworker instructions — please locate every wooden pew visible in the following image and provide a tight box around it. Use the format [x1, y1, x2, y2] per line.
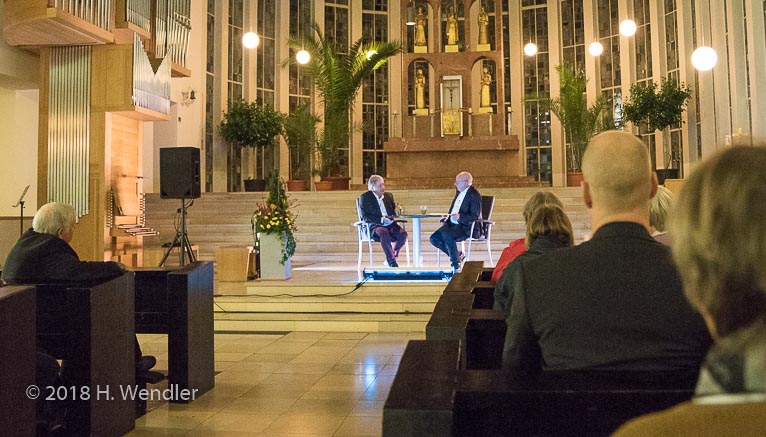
[0, 286, 36, 437]
[35, 274, 136, 436]
[427, 262, 506, 369]
[384, 340, 697, 437]
[134, 261, 215, 400]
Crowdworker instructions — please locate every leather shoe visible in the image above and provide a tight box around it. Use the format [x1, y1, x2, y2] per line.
[136, 355, 157, 373]
[388, 260, 399, 268]
[458, 252, 466, 263]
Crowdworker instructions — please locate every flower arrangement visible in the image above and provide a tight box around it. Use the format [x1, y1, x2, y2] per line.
[252, 173, 297, 265]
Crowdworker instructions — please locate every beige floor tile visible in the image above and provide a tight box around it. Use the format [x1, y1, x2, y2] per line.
[257, 372, 325, 386]
[215, 360, 284, 373]
[300, 386, 367, 401]
[378, 364, 399, 376]
[215, 352, 253, 362]
[262, 414, 344, 435]
[204, 382, 259, 398]
[314, 374, 378, 389]
[282, 331, 328, 340]
[242, 384, 313, 400]
[186, 431, 262, 437]
[218, 397, 297, 415]
[313, 339, 363, 348]
[214, 370, 272, 385]
[326, 363, 384, 375]
[284, 398, 357, 416]
[193, 412, 279, 433]
[164, 393, 238, 413]
[258, 341, 316, 354]
[273, 362, 335, 375]
[336, 354, 392, 366]
[290, 352, 352, 364]
[245, 353, 300, 363]
[134, 409, 217, 430]
[323, 332, 368, 340]
[333, 415, 382, 436]
[349, 400, 385, 417]
[126, 427, 189, 436]
[215, 341, 274, 353]
[360, 384, 391, 401]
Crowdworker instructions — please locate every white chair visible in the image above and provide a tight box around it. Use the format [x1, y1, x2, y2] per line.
[437, 195, 496, 267]
[353, 198, 410, 270]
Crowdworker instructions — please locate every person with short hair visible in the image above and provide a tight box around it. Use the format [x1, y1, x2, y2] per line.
[649, 185, 672, 245]
[429, 171, 482, 272]
[502, 131, 711, 375]
[613, 146, 766, 436]
[490, 191, 564, 283]
[2, 202, 160, 380]
[493, 204, 573, 314]
[358, 175, 408, 267]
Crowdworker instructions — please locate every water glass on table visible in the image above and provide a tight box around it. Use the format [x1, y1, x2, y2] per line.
[419, 205, 428, 214]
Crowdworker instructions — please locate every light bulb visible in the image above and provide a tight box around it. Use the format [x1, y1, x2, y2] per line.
[242, 32, 260, 49]
[589, 41, 604, 56]
[691, 46, 717, 71]
[296, 49, 311, 65]
[524, 42, 538, 57]
[619, 20, 637, 37]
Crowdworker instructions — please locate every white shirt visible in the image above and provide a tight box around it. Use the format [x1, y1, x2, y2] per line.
[450, 188, 468, 224]
[375, 193, 390, 225]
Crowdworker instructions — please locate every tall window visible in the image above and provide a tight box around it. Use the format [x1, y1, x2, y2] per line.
[634, 0, 655, 167]
[227, 0, 244, 191]
[522, 0, 551, 183]
[288, 0, 312, 111]
[664, 0, 683, 173]
[325, 0, 351, 173]
[502, 0, 512, 133]
[361, 2, 389, 179]
[560, 0, 585, 73]
[205, 0, 216, 192]
[256, 0, 277, 182]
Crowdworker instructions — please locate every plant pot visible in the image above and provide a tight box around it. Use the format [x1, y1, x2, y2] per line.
[314, 180, 334, 191]
[567, 172, 584, 188]
[324, 176, 350, 190]
[655, 169, 679, 185]
[286, 179, 307, 191]
[244, 179, 266, 192]
[258, 232, 291, 280]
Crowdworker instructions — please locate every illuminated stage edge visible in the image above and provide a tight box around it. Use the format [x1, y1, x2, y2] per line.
[362, 267, 454, 281]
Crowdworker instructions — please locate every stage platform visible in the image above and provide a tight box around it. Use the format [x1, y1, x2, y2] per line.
[213, 262, 453, 333]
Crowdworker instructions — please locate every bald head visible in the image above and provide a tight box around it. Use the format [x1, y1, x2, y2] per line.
[582, 131, 655, 215]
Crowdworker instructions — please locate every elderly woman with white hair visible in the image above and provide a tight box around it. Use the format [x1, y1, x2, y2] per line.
[614, 146, 766, 435]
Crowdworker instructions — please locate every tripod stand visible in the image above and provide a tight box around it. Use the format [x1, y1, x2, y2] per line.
[159, 198, 196, 267]
[12, 185, 30, 237]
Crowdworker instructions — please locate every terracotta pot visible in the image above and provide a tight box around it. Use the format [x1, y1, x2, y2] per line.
[314, 180, 334, 191]
[567, 172, 584, 188]
[324, 176, 350, 190]
[286, 179, 307, 191]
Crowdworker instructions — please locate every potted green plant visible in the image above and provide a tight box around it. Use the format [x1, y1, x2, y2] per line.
[286, 22, 401, 189]
[622, 77, 692, 182]
[281, 103, 320, 191]
[530, 65, 613, 186]
[218, 100, 283, 191]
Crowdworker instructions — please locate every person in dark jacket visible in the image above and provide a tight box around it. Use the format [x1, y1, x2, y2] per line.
[493, 204, 573, 314]
[358, 175, 408, 267]
[430, 171, 482, 272]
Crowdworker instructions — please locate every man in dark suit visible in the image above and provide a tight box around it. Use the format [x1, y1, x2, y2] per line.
[502, 131, 711, 376]
[359, 175, 408, 267]
[430, 171, 482, 272]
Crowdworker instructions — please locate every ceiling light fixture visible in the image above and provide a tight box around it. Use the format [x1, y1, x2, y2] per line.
[242, 32, 260, 49]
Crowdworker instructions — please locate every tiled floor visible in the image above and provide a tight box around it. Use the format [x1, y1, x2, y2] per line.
[129, 331, 423, 436]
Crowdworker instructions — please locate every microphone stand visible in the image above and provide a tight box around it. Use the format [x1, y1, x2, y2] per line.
[12, 185, 30, 237]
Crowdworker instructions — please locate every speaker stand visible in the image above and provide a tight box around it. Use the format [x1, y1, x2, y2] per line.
[159, 198, 196, 267]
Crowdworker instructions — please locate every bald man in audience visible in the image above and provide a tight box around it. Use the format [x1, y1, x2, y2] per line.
[502, 131, 711, 376]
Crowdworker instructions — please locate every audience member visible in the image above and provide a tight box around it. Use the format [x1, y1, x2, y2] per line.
[1, 202, 160, 377]
[613, 146, 766, 436]
[429, 171, 482, 273]
[490, 191, 564, 282]
[649, 184, 672, 245]
[493, 204, 573, 314]
[502, 131, 711, 376]
[359, 175, 408, 267]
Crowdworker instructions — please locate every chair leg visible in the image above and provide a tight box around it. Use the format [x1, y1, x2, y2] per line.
[405, 239, 411, 266]
[357, 241, 363, 270]
[486, 235, 494, 267]
[436, 250, 440, 267]
[368, 240, 374, 266]
[463, 240, 468, 260]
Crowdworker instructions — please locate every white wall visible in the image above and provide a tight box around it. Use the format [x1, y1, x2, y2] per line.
[0, 88, 39, 217]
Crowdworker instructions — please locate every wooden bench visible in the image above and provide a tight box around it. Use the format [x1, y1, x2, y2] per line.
[384, 340, 697, 437]
[0, 285, 36, 437]
[35, 274, 136, 436]
[134, 261, 215, 400]
[427, 262, 506, 369]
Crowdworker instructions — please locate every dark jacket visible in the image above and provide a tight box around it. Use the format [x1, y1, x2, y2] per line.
[359, 190, 398, 228]
[1, 228, 123, 285]
[446, 185, 483, 239]
[493, 234, 567, 314]
[502, 222, 712, 375]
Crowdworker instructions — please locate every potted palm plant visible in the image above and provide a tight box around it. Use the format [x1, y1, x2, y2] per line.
[531, 65, 613, 186]
[281, 103, 320, 191]
[218, 100, 283, 191]
[286, 22, 401, 189]
[622, 77, 692, 183]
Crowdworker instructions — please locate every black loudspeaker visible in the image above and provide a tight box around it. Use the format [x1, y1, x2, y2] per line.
[160, 147, 201, 199]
